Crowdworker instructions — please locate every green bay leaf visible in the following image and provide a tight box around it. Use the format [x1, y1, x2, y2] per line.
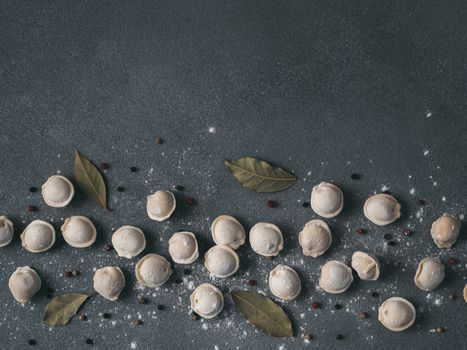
[74, 150, 107, 208]
[224, 157, 297, 193]
[231, 290, 293, 337]
[43, 293, 90, 326]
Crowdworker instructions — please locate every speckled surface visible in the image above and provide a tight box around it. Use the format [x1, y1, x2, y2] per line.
[1, 1, 467, 349]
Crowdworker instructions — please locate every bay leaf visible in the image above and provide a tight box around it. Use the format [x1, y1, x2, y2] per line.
[231, 290, 293, 337]
[224, 157, 297, 193]
[74, 150, 107, 208]
[43, 293, 90, 326]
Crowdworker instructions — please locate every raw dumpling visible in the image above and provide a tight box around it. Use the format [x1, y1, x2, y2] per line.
[249, 222, 283, 257]
[363, 193, 401, 226]
[310, 182, 344, 218]
[298, 219, 332, 257]
[20, 220, 56, 253]
[431, 214, 461, 249]
[41, 175, 75, 208]
[204, 245, 239, 278]
[8, 266, 41, 304]
[269, 264, 301, 301]
[464, 285, 467, 303]
[135, 254, 172, 288]
[93, 266, 125, 301]
[0, 215, 14, 247]
[414, 257, 445, 291]
[168, 231, 199, 264]
[61, 216, 96, 248]
[111, 225, 146, 259]
[319, 260, 353, 294]
[211, 215, 245, 249]
[378, 297, 416, 332]
[351, 251, 380, 281]
[190, 283, 224, 319]
[146, 191, 176, 221]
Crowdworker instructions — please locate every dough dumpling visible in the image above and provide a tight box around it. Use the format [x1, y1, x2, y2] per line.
[8, 266, 41, 304]
[414, 257, 445, 291]
[93, 266, 125, 301]
[135, 254, 172, 288]
[169, 231, 199, 264]
[20, 220, 56, 253]
[61, 216, 97, 248]
[249, 222, 283, 257]
[310, 182, 344, 218]
[363, 193, 401, 226]
[146, 191, 176, 221]
[269, 264, 301, 301]
[41, 175, 75, 208]
[204, 245, 239, 278]
[211, 215, 245, 249]
[319, 260, 353, 294]
[0, 215, 14, 247]
[111, 225, 146, 259]
[378, 297, 416, 332]
[190, 283, 224, 319]
[351, 251, 380, 281]
[298, 219, 332, 257]
[431, 214, 461, 249]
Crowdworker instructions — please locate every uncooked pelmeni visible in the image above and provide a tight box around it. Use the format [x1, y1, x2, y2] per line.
[135, 254, 172, 288]
[378, 297, 416, 332]
[464, 285, 467, 303]
[20, 220, 56, 253]
[319, 260, 353, 294]
[111, 225, 146, 259]
[204, 245, 239, 278]
[61, 216, 96, 248]
[41, 175, 75, 208]
[249, 222, 283, 257]
[168, 231, 199, 264]
[146, 191, 176, 221]
[211, 215, 245, 250]
[414, 257, 445, 291]
[298, 219, 332, 257]
[93, 266, 125, 301]
[351, 251, 380, 281]
[190, 283, 224, 319]
[430, 213, 461, 249]
[8, 266, 41, 304]
[269, 264, 301, 301]
[363, 193, 401, 226]
[310, 182, 344, 218]
[0, 215, 14, 247]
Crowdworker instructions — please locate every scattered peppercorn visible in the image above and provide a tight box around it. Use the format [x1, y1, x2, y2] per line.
[447, 257, 457, 265]
[358, 312, 367, 319]
[416, 198, 426, 205]
[356, 228, 366, 235]
[387, 241, 396, 246]
[72, 270, 80, 277]
[303, 334, 313, 342]
[137, 296, 147, 304]
[371, 292, 379, 298]
[99, 162, 109, 170]
[79, 314, 88, 321]
[28, 339, 36, 346]
[29, 187, 38, 193]
[191, 313, 200, 321]
[133, 319, 143, 326]
[247, 279, 256, 286]
[155, 138, 163, 145]
[175, 278, 183, 284]
[448, 293, 456, 300]
[267, 200, 277, 208]
[334, 304, 342, 310]
[174, 185, 185, 191]
[85, 338, 94, 345]
[302, 201, 310, 208]
[436, 327, 446, 334]
[185, 197, 195, 206]
[350, 173, 361, 180]
[102, 313, 111, 319]
[104, 244, 113, 252]
[402, 228, 411, 236]
[130, 166, 138, 172]
[157, 304, 165, 310]
[27, 205, 37, 212]
[383, 233, 392, 240]
[117, 186, 125, 192]
[393, 260, 401, 268]
[64, 271, 73, 277]
[336, 334, 344, 340]
[312, 302, 321, 310]
[183, 269, 192, 275]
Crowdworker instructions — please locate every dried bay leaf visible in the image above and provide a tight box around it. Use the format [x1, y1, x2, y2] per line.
[231, 290, 293, 337]
[43, 293, 90, 326]
[224, 157, 297, 193]
[74, 150, 107, 208]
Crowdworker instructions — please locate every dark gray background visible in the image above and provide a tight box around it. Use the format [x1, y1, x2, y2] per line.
[1, 1, 466, 349]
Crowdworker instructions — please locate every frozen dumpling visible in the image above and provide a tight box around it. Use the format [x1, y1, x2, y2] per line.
[204, 245, 239, 278]
[61, 216, 96, 248]
[363, 193, 401, 226]
[41, 175, 75, 208]
[269, 264, 301, 301]
[169, 231, 199, 264]
[351, 251, 380, 281]
[310, 182, 344, 218]
[190, 283, 224, 319]
[8, 266, 41, 304]
[111, 225, 146, 259]
[146, 191, 176, 221]
[135, 254, 172, 288]
[319, 260, 353, 294]
[93, 266, 125, 301]
[249, 222, 283, 257]
[414, 257, 445, 291]
[298, 219, 332, 257]
[431, 214, 461, 249]
[211, 215, 245, 250]
[0, 215, 14, 247]
[378, 297, 416, 332]
[20, 220, 55, 253]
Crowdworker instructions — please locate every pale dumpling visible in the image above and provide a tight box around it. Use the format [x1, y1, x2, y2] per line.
[431, 214, 461, 249]
[269, 264, 301, 301]
[464, 285, 467, 303]
[310, 182, 344, 218]
[378, 297, 416, 332]
[93, 266, 125, 301]
[249, 222, 283, 257]
[41, 175, 75, 208]
[20, 220, 56, 253]
[146, 191, 176, 221]
[111, 225, 146, 259]
[61, 216, 96, 248]
[211, 215, 245, 249]
[363, 193, 401, 226]
[298, 219, 332, 257]
[204, 245, 239, 278]
[168, 231, 198, 264]
[0, 215, 14, 247]
[8, 266, 41, 304]
[319, 260, 353, 294]
[414, 257, 445, 291]
[190, 283, 224, 319]
[135, 254, 172, 288]
[351, 251, 380, 281]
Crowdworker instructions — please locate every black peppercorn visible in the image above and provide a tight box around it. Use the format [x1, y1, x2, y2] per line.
[28, 339, 36, 346]
[85, 338, 94, 345]
[336, 334, 344, 340]
[334, 304, 342, 310]
[302, 201, 310, 207]
[102, 313, 111, 319]
[183, 269, 192, 275]
[157, 304, 165, 310]
[29, 187, 38, 193]
[130, 166, 138, 172]
[350, 173, 360, 180]
[383, 233, 392, 240]
[117, 186, 125, 192]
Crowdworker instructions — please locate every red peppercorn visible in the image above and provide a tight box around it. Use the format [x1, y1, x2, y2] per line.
[99, 162, 109, 170]
[104, 244, 113, 252]
[267, 200, 277, 208]
[402, 228, 411, 236]
[155, 138, 163, 145]
[247, 279, 256, 286]
[447, 257, 457, 265]
[416, 198, 426, 205]
[27, 205, 37, 212]
[312, 302, 321, 310]
[356, 228, 366, 235]
[185, 197, 195, 206]
[64, 271, 73, 277]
